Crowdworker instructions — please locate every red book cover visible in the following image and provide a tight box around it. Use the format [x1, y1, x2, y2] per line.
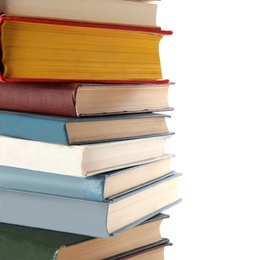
[0, 82, 79, 117]
[0, 81, 173, 117]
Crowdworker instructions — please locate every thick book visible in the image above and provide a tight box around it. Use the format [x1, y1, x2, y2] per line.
[0, 134, 173, 177]
[0, 156, 172, 202]
[0, 81, 173, 117]
[0, 213, 171, 260]
[0, 0, 159, 28]
[0, 173, 182, 237]
[0, 15, 172, 82]
[0, 110, 172, 145]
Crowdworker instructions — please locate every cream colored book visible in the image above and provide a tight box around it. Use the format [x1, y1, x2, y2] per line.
[0, 0, 159, 27]
[0, 135, 172, 177]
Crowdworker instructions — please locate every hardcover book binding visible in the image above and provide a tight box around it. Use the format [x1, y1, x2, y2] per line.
[0, 110, 172, 145]
[0, 81, 173, 117]
[0, 0, 159, 27]
[0, 173, 182, 237]
[0, 134, 173, 177]
[0, 15, 172, 82]
[0, 213, 171, 260]
[0, 157, 173, 202]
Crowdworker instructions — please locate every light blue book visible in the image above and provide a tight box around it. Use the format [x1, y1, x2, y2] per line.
[0, 173, 182, 237]
[0, 156, 172, 202]
[0, 110, 172, 145]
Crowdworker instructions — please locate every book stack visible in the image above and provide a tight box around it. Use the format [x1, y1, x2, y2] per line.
[0, 0, 181, 259]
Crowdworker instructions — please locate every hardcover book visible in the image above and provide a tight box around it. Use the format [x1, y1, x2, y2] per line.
[0, 213, 171, 260]
[0, 156, 172, 201]
[0, 0, 159, 27]
[0, 134, 173, 177]
[107, 242, 171, 260]
[0, 81, 173, 117]
[0, 16, 172, 82]
[0, 173, 182, 237]
[0, 110, 172, 145]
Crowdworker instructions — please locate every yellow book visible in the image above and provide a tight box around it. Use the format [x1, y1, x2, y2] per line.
[0, 16, 172, 82]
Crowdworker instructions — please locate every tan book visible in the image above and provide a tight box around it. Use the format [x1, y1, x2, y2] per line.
[0, 0, 159, 27]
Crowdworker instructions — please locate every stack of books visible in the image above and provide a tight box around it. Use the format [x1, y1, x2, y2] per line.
[0, 0, 181, 259]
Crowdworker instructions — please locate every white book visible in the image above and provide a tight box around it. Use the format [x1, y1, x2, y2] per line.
[0, 0, 159, 27]
[0, 135, 171, 177]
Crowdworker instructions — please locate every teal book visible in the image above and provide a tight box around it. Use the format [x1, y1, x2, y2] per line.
[0, 173, 182, 237]
[0, 110, 172, 145]
[0, 156, 172, 202]
[0, 213, 171, 260]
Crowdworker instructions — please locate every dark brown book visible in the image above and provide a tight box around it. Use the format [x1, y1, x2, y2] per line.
[0, 81, 173, 117]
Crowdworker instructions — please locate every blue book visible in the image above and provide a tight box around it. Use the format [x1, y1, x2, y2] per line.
[0, 110, 172, 145]
[0, 173, 182, 237]
[0, 156, 172, 202]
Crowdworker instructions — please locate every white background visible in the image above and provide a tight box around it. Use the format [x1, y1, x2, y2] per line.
[158, 0, 254, 259]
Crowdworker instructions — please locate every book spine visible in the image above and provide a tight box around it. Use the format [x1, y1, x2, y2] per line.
[0, 111, 70, 145]
[0, 226, 57, 259]
[0, 189, 110, 237]
[0, 165, 106, 201]
[0, 228, 57, 259]
[0, 135, 85, 177]
[0, 82, 78, 117]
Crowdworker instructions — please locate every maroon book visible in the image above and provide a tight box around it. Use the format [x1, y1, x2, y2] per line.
[0, 81, 173, 117]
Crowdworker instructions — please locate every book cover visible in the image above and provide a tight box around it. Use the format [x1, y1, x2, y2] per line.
[0, 173, 182, 237]
[0, 81, 173, 117]
[0, 110, 172, 145]
[0, 134, 173, 177]
[0, 159, 173, 202]
[0, 213, 170, 260]
[0, 15, 172, 82]
[0, 0, 159, 27]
